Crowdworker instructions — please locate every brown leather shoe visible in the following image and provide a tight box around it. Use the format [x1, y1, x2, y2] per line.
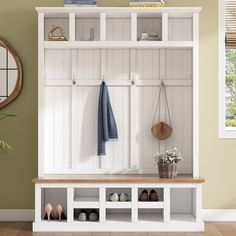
[139, 189, 148, 201]
[149, 189, 158, 201]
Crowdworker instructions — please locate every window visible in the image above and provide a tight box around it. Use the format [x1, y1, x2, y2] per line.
[219, 0, 236, 138]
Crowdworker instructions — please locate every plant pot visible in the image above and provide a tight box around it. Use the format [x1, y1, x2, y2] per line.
[158, 163, 177, 178]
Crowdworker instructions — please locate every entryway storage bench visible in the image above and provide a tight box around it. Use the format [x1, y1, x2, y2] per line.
[34, 6, 204, 232]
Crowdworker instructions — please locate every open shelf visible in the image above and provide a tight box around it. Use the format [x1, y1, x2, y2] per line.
[106, 212, 132, 223]
[44, 16, 69, 41]
[75, 12, 100, 41]
[138, 213, 163, 223]
[74, 209, 100, 222]
[41, 188, 67, 222]
[137, 12, 162, 41]
[171, 214, 196, 223]
[74, 188, 99, 208]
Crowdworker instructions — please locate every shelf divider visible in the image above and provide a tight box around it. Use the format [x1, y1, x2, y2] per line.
[99, 187, 106, 222]
[69, 12, 75, 41]
[132, 187, 138, 223]
[162, 12, 168, 41]
[100, 13, 106, 41]
[67, 188, 74, 223]
[131, 13, 137, 41]
[163, 187, 170, 223]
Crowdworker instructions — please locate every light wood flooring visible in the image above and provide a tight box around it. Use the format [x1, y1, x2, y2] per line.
[0, 222, 236, 236]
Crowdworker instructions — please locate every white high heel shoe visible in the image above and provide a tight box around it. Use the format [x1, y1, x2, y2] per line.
[43, 203, 54, 221]
[55, 204, 67, 221]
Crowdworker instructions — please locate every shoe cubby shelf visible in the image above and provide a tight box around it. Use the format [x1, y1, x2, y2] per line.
[33, 177, 204, 232]
[36, 7, 200, 49]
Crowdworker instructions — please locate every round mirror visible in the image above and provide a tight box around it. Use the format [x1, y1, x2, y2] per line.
[0, 37, 23, 109]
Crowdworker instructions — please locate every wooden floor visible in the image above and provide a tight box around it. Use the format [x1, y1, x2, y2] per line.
[1, 222, 236, 236]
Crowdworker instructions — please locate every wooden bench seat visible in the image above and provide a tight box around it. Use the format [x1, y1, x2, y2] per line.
[32, 175, 205, 183]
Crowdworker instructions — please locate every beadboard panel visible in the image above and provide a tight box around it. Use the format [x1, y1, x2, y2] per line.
[43, 48, 193, 174]
[165, 49, 193, 80]
[45, 49, 72, 80]
[106, 18, 131, 41]
[135, 49, 160, 80]
[72, 86, 130, 170]
[168, 18, 193, 41]
[106, 49, 130, 80]
[74, 49, 101, 80]
[44, 86, 72, 170]
[133, 86, 192, 174]
[44, 18, 69, 41]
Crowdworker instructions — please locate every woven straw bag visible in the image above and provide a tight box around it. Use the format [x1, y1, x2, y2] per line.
[151, 80, 172, 140]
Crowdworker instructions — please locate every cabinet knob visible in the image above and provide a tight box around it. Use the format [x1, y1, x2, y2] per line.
[72, 80, 76, 85]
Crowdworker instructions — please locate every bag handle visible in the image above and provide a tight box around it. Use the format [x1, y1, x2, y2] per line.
[152, 80, 172, 127]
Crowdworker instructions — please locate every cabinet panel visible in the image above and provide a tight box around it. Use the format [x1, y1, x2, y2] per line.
[45, 49, 72, 80]
[106, 49, 130, 80]
[74, 49, 101, 80]
[44, 86, 72, 170]
[133, 86, 192, 174]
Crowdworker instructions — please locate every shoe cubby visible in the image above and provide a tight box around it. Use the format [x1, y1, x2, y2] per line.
[74, 188, 99, 209]
[41, 188, 67, 222]
[44, 14, 69, 41]
[106, 188, 132, 208]
[170, 188, 196, 222]
[138, 188, 164, 209]
[75, 13, 100, 41]
[138, 209, 164, 223]
[137, 12, 162, 41]
[106, 13, 131, 41]
[106, 209, 132, 223]
[74, 208, 100, 222]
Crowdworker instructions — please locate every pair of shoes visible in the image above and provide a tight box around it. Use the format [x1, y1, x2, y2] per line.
[78, 209, 99, 222]
[109, 192, 129, 202]
[43, 203, 67, 221]
[139, 189, 159, 201]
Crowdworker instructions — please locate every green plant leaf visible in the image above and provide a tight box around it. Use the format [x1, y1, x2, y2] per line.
[0, 113, 16, 121]
[0, 140, 12, 154]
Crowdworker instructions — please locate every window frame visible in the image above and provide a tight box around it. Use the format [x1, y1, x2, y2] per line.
[219, 0, 236, 138]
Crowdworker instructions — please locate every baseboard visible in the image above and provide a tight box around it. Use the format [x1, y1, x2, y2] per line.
[0, 209, 34, 221]
[0, 209, 235, 221]
[202, 209, 236, 221]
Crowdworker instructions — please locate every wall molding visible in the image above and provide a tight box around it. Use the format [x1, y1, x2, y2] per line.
[202, 209, 236, 221]
[0, 209, 236, 221]
[0, 209, 34, 221]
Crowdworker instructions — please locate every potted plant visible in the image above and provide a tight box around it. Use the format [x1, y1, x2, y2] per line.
[0, 113, 15, 154]
[154, 148, 183, 178]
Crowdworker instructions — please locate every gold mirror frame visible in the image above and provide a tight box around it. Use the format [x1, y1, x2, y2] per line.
[0, 37, 23, 109]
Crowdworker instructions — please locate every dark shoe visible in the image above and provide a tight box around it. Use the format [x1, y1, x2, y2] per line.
[139, 189, 148, 201]
[88, 209, 99, 221]
[149, 189, 158, 201]
[78, 210, 87, 221]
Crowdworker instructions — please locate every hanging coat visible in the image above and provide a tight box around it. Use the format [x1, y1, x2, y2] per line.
[97, 81, 118, 155]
